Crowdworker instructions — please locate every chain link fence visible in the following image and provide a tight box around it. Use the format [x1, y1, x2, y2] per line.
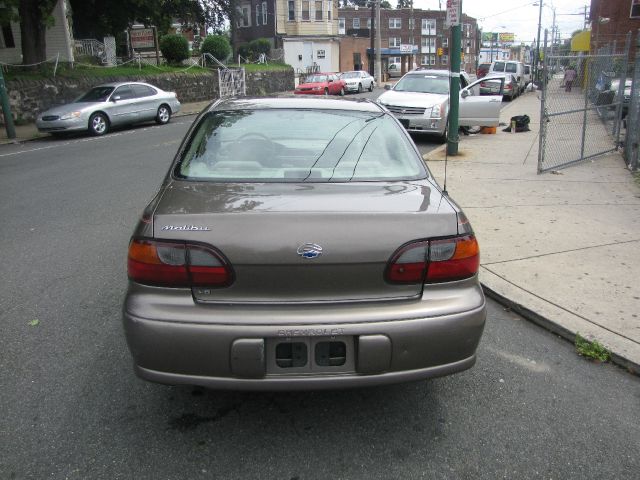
[538, 33, 632, 173]
[624, 35, 640, 171]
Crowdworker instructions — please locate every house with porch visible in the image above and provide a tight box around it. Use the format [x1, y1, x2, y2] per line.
[236, 0, 340, 73]
[0, 0, 74, 64]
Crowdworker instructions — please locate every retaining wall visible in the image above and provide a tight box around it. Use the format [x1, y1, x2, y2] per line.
[2, 68, 295, 124]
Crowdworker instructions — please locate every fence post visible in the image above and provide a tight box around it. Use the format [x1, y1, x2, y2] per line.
[53, 52, 60, 77]
[626, 30, 640, 171]
[613, 33, 631, 145]
[537, 30, 549, 173]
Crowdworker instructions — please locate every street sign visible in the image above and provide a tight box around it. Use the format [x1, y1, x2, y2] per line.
[445, 0, 461, 27]
[130, 28, 156, 49]
[399, 44, 413, 53]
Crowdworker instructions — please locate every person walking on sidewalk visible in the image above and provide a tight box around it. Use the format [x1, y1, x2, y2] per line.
[564, 66, 577, 92]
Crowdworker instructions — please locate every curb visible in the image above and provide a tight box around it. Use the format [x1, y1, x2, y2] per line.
[482, 284, 639, 376]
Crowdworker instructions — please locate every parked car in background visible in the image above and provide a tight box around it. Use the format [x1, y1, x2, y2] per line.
[294, 73, 346, 96]
[489, 61, 525, 93]
[523, 64, 532, 86]
[480, 74, 518, 101]
[339, 70, 375, 93]
[387, 63, 402, 78]
[123, 96, 486, 390]
[476, 63, 491, 79]
[377, 69, 503, 142]
[36, 82, 180, 137]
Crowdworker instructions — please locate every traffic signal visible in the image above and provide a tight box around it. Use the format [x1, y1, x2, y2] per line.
[437, 47, 443, 56]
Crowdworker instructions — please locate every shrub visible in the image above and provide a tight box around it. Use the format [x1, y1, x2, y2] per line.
[238, 43, 252, 60]
[249, 38, 271, 57]
[200, 35, 231, 62]
[160, 34, 189, 65]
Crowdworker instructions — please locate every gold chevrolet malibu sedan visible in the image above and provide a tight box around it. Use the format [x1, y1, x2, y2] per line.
[123, 97, 486, 390]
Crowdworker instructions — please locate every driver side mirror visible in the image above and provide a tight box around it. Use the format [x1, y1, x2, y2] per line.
[111, 95, 121, 102]
[328, 79, 333, 83]
[384, 84, 391, 90]
[460, 89, 469, 99]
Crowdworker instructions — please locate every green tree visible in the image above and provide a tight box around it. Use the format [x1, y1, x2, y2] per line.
[69, 0, 229, 39]
[396, 0, 411, 8]
[201, 34, 231, 61]
[380, 1, 392, 7]
[159, 34, 190, 64]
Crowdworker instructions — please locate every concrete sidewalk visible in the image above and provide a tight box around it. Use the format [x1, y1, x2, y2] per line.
[425, 91, 640, 372]
[0, 100, 211, 145]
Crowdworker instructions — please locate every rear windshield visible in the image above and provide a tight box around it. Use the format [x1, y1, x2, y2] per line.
[393, 74, 449, 94]
[341, 72, 360, 79]
[493, 62, 505, 72]
[305, 75, 328, 83]
[505, 63, 517, 73]
[175, 109, 426, 182]
[76, 86, 115, 102]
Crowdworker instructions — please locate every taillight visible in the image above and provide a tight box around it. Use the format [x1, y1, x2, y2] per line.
[385, 242, 429, 283]
[385, 235, 479, 284]
[127, 239, 233, 287]
[505, 84, 512, 90]
[426, 235, 479, 283]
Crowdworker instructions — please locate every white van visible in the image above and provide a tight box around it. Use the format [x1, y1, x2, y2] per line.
[490, 61, 525, 94]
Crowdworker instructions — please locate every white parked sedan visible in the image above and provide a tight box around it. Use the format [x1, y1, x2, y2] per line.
[377, 69, 503, 142]
[36, 82, 181, 137]
[339, 71, 375, 93]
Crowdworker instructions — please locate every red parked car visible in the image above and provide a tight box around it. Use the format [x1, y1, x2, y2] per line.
[294, 73, 346, 96]
[476, 63, 491, 79]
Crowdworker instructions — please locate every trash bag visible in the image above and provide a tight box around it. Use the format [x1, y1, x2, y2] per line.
[502, 115, 531, 132]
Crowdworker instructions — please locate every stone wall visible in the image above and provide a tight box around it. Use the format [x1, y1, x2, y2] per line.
[3, 67, 295, 124]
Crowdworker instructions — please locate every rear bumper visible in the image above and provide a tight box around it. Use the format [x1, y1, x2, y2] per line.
[123, 280, 486, 390]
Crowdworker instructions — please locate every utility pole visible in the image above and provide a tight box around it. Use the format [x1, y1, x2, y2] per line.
[375, 0, 381, 84]
[370, 1, 375, 76]
[534, 0, 543, 86]
[0, 68, 16, 140]
[447, 0, 462, 155]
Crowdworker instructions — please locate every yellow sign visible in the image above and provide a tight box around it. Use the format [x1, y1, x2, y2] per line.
[498, 33, 515, 42]
[571, 30, 591, 52]
[437, 47, 443, 56]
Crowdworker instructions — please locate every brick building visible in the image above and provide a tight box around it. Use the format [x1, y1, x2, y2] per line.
[337, 7, 479, 75]
[590, 0, 640, 58]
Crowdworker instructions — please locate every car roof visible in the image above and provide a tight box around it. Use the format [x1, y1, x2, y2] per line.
[209, 97, 384, 113]
[406, 69, 449, 76]
[95, 81, 155, 88]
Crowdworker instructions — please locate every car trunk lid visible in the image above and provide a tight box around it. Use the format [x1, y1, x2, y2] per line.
[153, 181, 457, 304]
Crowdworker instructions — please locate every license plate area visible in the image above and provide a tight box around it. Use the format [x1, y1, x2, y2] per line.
[265, 336, 355, 375]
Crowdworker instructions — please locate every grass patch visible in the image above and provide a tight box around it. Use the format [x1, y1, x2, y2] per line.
[575, 333, 611, 362]
[5, 62, 292, 81]
[226, 63, 292, 72]
[5, 63, 209, 81]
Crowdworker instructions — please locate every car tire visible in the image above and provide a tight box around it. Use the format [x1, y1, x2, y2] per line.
[339, 87, 345, 96]
[368, 81, 374, 92]
[88, 112, 109, 136]
[438, 124, 448, 144]
[358, 83, 363, 93]
[156, 104, 171, 125]
[324, 88, 329, 96]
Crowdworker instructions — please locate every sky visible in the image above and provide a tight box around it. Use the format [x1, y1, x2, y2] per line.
[412, 0, 590, 44]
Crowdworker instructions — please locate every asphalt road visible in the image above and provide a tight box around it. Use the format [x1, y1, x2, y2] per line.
[1, 115, 639, 480]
